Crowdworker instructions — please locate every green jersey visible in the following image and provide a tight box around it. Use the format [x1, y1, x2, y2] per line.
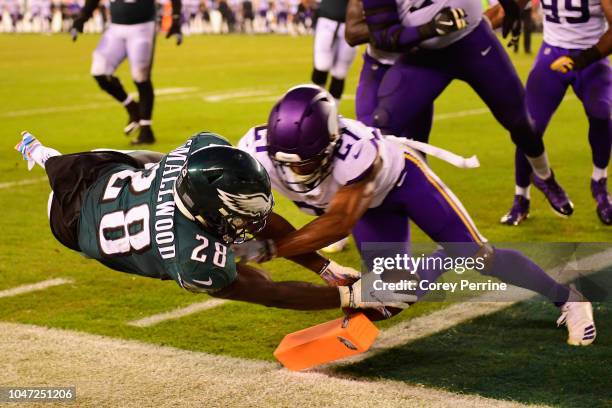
[110, 0, 156, 25]
[318, 0, 348, 22]
[77, 135, 236, 292]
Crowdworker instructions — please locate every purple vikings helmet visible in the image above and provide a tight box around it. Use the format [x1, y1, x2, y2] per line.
[266, 85, 340, 193]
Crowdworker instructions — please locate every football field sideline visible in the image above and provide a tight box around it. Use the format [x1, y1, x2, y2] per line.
[0, 321, 546, 408]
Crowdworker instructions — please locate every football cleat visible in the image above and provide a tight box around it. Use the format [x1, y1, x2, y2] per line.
[557, 285, 596, 346]
[500, 195, 530, 226]
[124, 100, 140, 135]
[531, 170, 574, 217]
[591, 178, 612, 225]
[15, 131, 41, 170]
[15, 131, 61, 171]
[321, 237, 349, 253]
[131, 126, 155, 146]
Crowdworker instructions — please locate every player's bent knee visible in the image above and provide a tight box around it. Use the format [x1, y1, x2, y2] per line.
[90, 53, 113, 77]
[473, 243, 496, 275]
[330, 63, 351, 80]
[131, 66, 151, 83]
[373, 107, 394, 133]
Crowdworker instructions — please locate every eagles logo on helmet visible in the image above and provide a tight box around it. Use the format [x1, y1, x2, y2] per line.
[173, 143, 273, 244]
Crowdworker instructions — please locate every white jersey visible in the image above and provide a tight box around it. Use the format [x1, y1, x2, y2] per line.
[541, 0, 606, 49]
[238, 118, 406, 216]
[397, 0, 482, 49]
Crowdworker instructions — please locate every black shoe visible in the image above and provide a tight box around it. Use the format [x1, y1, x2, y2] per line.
[124, 101, 140, 135]
[131, 125, 155, 145]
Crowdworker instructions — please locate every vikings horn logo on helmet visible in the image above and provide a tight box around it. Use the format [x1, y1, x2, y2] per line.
[217, 189, 273, 217]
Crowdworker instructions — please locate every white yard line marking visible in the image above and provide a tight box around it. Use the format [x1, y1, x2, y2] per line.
[1, 90, 578, 117]
[2, 89, 200, 118]
[127, 298, 229, 328]
[0, 278, 74, 299]
[2, 102, 116, 117]
[0, 176, 47, 190]
[127, 87, 200, 99]
[325, 247, 612, 368]
[202, 89, 273, 102]
[153, 87, 199, 96]
[0, 322, 544, 408]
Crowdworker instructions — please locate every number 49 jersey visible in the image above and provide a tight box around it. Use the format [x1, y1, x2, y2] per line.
[541, 0, 606, 49]
[77, 135, 236, 293]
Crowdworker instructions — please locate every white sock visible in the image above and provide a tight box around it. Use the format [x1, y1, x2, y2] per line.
[592, 166, 607, 181]
[122, 95, 134, 106]
[30, 144, 61, 170]
[515, 185, 531, 199]
[139, 119, 152, 126]
[334, 98, 341, 108]
[526, 153, 552, 179]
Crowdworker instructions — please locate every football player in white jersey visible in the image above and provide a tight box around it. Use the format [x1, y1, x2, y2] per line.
[234, 85, 597, 346]
[311, 0, 357, 106]
[70, 0, 183, 145]
[501, 0, 612, 226]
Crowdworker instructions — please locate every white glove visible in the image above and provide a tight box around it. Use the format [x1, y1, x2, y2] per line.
[319, 260, 360, 286]
[338, 279, 416, 310]
[231, 239, 276, 263]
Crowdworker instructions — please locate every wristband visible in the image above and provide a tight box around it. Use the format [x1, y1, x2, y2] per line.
[318, 259, 332, 276]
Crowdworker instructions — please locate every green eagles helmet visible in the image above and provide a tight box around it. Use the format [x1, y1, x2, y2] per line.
[174, 145, 274, 244]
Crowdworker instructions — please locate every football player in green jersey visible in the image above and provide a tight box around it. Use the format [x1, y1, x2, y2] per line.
[71, 0, 183, 145]
[15, 130, 413, 313]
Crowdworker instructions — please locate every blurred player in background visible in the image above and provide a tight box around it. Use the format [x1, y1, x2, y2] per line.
[15, 131, 408, 315]
[502, 0, 612, 226]
[346, 0, 433, 137]
[70, 0, 183, 145]
[310, 0, 356, 106]
[30, 0, 52, 33]
[236, 85, 597, 346]
[355, 0, 574, 221]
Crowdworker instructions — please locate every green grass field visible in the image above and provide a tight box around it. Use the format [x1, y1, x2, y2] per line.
[0, 33, 610, 407]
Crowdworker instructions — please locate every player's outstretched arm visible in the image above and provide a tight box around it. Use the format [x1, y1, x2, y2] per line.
[255, 212, 360, 286]
[70, 0, 101, 41]
[273, 157, 382, 259]
[345, 0, 370, 47]
[211, 264, 411, 311]
[361, 0, 468, 52]
[211, 263, 341, 310]
[551, 0, 612, 72]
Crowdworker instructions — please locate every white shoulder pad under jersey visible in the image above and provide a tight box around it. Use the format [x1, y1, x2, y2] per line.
[541, 0, 605, 49]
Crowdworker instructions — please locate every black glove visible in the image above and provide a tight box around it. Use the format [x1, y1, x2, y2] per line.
[166, 14, 183, 46]
[498, 0, 521, 49]
[70, 15, 87, 41]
